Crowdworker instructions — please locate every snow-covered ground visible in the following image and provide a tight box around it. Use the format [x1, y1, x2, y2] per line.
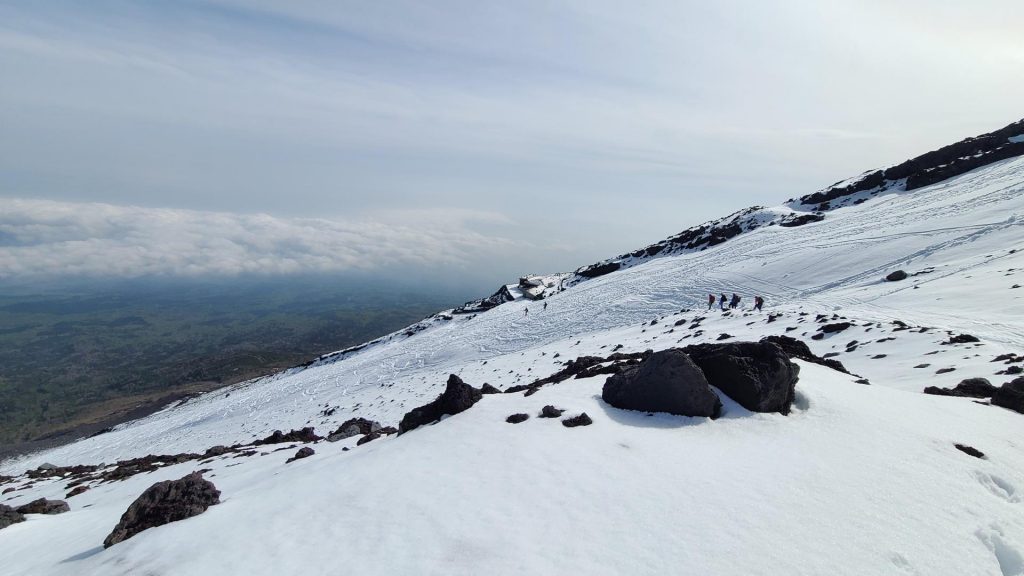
[1, 156, 1023, 575]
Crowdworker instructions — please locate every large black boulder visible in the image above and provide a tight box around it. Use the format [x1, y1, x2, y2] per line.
[682, 341, 800, 415]
[992, 377, 1024, 414]
[399, 374, 483, 434]
[0, 504, 25, 530]
[15, 498, 69, 515]
[886, 270, 908, 282]
[602, 349, 721, 418]
[104, 472, 220, 548]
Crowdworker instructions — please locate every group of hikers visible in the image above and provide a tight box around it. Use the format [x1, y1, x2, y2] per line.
[708, 292, 764, 312]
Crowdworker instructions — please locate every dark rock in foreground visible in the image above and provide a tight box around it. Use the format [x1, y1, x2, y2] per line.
[683, 341, 800, 415]
[943, 334, 980, 345]
[992, 377, 1024, 414]
[761, 335, 849, 374]
[286, 447, 315, 463]
[506, 413, 529, 424]
[480, 383, 501, 394]
[923, 378, 997, 399]
[399, 374, 483, 434]
[954, 444, 985, 459]
[885, 270, 908, 282]
[0, 504, 25, 530]
[103, 472, 220, 548]
[562, 413, 593, 427]
[602, 349, 721, 418]
[15, 498, 69, 515]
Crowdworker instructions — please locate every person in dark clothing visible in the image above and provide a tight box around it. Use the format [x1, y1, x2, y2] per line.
[719, 293, 727, 310]
[754, 296, 764, 311]
[729, 293, 741, 309]
[543, 301, 548, 311]
[708, 293, 715, 310]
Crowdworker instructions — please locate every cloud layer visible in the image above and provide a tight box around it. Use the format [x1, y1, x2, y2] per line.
[0, 198, 515, 280]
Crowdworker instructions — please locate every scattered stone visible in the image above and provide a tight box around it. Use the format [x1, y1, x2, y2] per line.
[923, 378, 997, 398]
[103, 472, 220, 548]
[954, 444, 985, 459]
[871, 354, 887, 359]
[683, 341, 800, 415]
[66, 486, 90, 499]
[399, 374, 483, 434]
[327, 418, 381, 442]
[286, 447, 315, 463]
[936, 367, 956, 374]
[480, 383, 501, 394]
[716, 333, 733, 341]
[539, 405, 565, 418]
[823, 352, 840, 358]
[854, 379, 871, 385]
[15, 498, 69, 515]
[943, 334, 980, 345]
[811, 333, 824, 340]
[914, 364, 930, 369]
[1001, 365, 1024, 376]
[820, 322, 852, 334]
[356, 432, 382, 446]
[506, 413, 529, 424]
[203, 445, 232, 458]
[602, 349, 722, 418]
[885, 270, 908, 282]
[562, 413, 593, 427]
[0, 504, 25, 530]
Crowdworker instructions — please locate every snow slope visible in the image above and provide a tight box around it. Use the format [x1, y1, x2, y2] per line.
[1, 153, 1024, 575]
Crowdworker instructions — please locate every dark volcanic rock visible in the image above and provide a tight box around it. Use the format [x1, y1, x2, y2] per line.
[992, 377, 1024, 414]
[15, 498, 69, 515]
[356, 432, 382, 446]
[480, 383, 501, 394]
[885, 270, 908, 282]
[562, 413, 593, 427]
[576, 261, 621, 279]
[923, 378, 997, 398]
[399, 374, 483, 434]
[286, 447, 315, 463]
[602, 349, 721, 418]
[327, 418, 381, 442]
[538, 405, 565, 418]
[820, 322, 852, 334]
[682, 341, 800, 415]
[255, 427, 322, 445]
[506, 413, 529, 424]
[943, 334, 980, 345]
[103, 472, 220, 548]
[761, 335, 849, 374]
[67, 486, 90, 499]
[0, 504, 25, 530]
[954, 444, 985, 459]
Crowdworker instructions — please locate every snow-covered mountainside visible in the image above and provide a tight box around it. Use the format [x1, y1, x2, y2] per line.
[2, 124, 1024, 576]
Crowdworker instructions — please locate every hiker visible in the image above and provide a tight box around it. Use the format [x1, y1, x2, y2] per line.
[524, 307, 529, 317]
[754, 296, 764, 311]
[730, 293, 741, 309]
[708, 293, 715, 310]
[719, 293, 727, 310]
[543, 301, 548, 311]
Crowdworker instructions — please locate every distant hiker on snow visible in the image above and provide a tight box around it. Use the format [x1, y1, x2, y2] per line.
[754, 296, 764, 311]
[543, 301, 548, 311]
[708, 294, 715, 310]
[524, 307, 529, 317]
[729, 293, 741, 309]
[719, 293, 727, 310]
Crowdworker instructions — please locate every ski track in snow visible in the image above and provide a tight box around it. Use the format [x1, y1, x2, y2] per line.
[1, 157, 1023, 576]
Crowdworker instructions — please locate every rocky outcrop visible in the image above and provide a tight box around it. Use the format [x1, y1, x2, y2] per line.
[760, 335, 849, 374]
[15, 498, 69, 515]
[480, 383, 501, 394]
[682, 341, 800, 415]
[0, 504, 25, 530]
[539, 405, 564, 418]
[602, 349, 722, 418]
[103, 472, 220, 548]
[992, 377, 1024, 414]
[254, 427, 322, 445]
[885, 270, 908, 282]
[923, 378, 997, 399]
[562, 413, 593, 427]
[399, 374, 483, 434]
[327, 418, 381, 442]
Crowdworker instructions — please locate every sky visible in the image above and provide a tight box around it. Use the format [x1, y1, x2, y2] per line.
[1, 0, 1022, 285]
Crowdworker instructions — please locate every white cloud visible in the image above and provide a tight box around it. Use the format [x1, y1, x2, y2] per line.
[0, 198, 515, 279]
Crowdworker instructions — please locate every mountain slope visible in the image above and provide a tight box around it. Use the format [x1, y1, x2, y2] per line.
[2, 125, 1024, 576]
